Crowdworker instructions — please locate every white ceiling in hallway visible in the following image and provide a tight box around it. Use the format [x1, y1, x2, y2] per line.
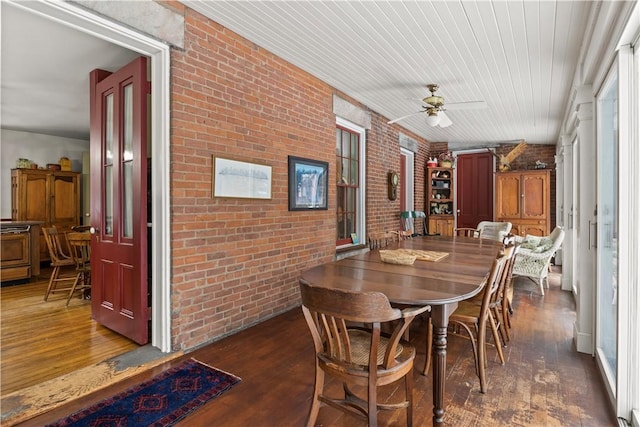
[2, 1, 593, 148]
[185, 0, 592, 148]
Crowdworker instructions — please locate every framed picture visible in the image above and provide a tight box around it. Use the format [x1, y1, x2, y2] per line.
[288, 156, 329, 211]
[212, 156, 272, 199]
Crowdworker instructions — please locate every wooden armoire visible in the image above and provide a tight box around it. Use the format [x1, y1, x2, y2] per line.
[494, 169, 550, 237]
[11, 169, 81, 261]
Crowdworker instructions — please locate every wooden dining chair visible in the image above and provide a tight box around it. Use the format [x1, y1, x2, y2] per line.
[498, 235, 520, 344]
[65, 232, 92, 306]
[43, 226, 77, 302]
[299, 280, 430, 427]
[397, 229, 413, 240]
[455, 227, 478, 238]
[424, 246, 511, 393]
[368, 231, 399, 250]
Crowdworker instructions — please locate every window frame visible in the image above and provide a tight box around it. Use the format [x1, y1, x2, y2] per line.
[336, 117, 366, 248]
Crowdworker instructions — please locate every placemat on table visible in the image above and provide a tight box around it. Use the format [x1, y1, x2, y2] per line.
[388, 248, 449, 262]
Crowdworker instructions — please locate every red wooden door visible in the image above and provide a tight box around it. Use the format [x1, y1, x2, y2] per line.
[456, 152, 494, 228]
[89, 57, 149, 344]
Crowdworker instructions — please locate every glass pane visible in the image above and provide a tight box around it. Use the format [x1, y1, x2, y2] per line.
[123, 84, 134, 162]
[104, 93, 114, 236]
[597, 71, 618, 382]
[123, 163, 133, 238]
[122, 84, 134, 238]
[105, 165, 113, 236]
[105, 94, 113, 164]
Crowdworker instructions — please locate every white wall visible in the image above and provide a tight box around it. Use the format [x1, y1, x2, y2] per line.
[1, 128, 89, 218]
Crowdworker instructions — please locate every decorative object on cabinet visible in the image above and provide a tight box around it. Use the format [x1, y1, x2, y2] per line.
[11, 169, 80, 262]
[487, 141, 528, 172]
[59, 157, 72, 171]
[388, 171, 399, 200]
[287, 156, 328, 210]
[426, 166, 454, 236]
[494, 169, 550, 237]
[437, 150, 454, 168]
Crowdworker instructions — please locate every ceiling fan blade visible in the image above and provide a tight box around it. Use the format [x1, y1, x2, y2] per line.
[438, 111, 453, 128]
[444, 100, 487, 111]
[387, 110, 424, 124]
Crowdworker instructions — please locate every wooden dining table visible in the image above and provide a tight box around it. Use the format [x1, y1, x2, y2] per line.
[300, 235, 503, 425]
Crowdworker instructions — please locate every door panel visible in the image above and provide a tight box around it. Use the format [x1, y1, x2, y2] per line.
[495, 174, 521, 218]
[522, 174, 548, 219]
[456, 152, 493, 228]
[90, 57, 149, 345]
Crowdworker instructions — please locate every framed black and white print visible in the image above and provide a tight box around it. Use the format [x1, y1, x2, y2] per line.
[213, 156, 272, 199]
[288, 156, 329, 211]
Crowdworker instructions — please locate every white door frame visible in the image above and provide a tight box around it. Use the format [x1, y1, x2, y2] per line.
[10, 0, 172, 352]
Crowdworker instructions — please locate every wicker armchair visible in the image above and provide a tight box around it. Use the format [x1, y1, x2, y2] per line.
[476, 221, 512, 242]
[512, 227, 565, 295]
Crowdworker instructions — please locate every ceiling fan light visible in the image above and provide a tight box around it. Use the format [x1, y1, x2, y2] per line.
[426, 113, 440, 127]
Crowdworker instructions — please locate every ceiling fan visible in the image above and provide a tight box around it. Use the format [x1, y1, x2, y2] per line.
[387, 84, 486, 128]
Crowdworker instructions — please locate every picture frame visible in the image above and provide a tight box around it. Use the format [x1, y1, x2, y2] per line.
[288, 156, 329, 211]
[212, 156, 272, 199]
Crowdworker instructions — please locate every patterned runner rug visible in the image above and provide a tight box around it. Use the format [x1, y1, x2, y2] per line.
[46, 358, 241, 426]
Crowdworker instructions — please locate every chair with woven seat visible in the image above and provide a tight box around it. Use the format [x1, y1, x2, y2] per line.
[476, 221, 512, 242]
[424, 245, 512, 393]
[43, 226, 77, 302]
[299, 280, 430, 426]
[512, 226, 565, 295]
[65, 231, 92, 306]
[368, 231, 399, 250]
[455, 227, 478, 238]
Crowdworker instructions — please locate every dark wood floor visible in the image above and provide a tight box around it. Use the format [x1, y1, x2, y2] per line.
[17, 267, 616, 426]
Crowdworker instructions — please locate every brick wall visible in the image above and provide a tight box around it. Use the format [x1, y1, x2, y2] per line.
[169, 8, 431, 350]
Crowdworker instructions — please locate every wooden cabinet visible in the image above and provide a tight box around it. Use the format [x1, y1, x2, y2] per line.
[11, 169, 80, 261]
[0, 222, 42, 282]
[495, 170, 550, 237]
[426, 167, 454, 236]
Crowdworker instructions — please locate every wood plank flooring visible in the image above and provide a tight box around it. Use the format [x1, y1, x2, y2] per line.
[1, 267, 139, 395]
[9, 267, 616, 426]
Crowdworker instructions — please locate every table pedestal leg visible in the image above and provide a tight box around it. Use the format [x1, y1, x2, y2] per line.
[431, 302, 457, 425]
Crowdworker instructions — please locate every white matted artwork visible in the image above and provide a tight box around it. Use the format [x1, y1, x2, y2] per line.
[212, 157, 272, 199]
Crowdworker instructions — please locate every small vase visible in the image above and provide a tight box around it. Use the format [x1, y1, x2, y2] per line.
[439, 160, 452, 168]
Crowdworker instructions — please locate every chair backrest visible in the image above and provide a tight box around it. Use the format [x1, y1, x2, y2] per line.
[477, 221, 512, 242]
[499, 235, 519, 300]
[397, 230, 413, 240]
[549, 226, 565, 248]
[299, 280, 406, 369]
[66, 232, 91, 271]
[42, 227, 71, 264]
[477, 246, 511, 315]
[455, 227, 478, 237]
[368, 231, 399, 250]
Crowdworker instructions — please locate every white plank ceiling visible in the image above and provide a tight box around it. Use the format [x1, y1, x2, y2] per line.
[1, 1, 593, 148]
[186, 0, 592, 148]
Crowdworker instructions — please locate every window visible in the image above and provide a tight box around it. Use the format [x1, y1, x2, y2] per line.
[335, 118, 365, 246]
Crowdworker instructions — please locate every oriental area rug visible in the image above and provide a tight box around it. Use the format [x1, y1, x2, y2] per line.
[46, 358, 241, 427]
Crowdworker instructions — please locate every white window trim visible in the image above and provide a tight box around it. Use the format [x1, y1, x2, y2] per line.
[401, 148, 415, 210]
[336, 117, 366, 249]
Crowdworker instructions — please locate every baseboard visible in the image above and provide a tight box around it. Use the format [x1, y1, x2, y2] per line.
[573, 322, 593, 354]
[632, 409, 640, 427]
